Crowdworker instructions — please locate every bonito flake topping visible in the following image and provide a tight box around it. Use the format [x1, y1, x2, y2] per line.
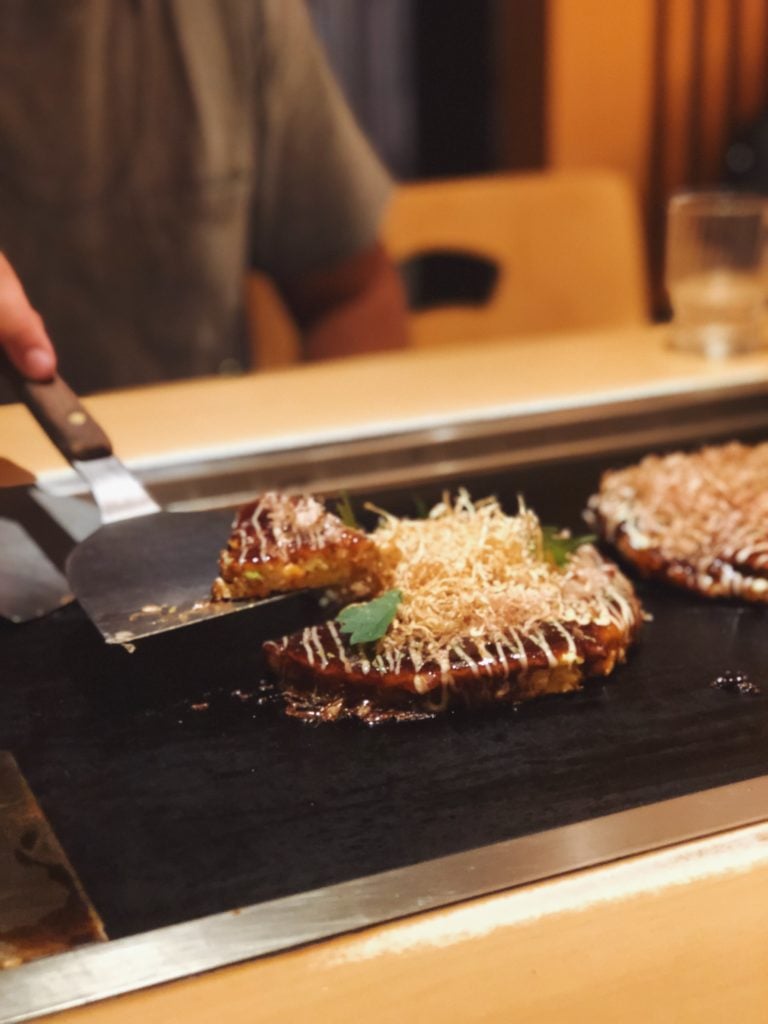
[368, 491, 636, 669]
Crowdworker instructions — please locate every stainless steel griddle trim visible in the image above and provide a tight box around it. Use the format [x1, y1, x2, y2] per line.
[36, 380, 768, 514]
[3, 775, 768, 1023]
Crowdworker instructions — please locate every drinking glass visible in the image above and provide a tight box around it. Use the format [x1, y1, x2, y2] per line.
[665, 190, 767, 357]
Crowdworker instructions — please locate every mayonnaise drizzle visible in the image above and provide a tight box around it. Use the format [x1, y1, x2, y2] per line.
[277, 493, 641, 689]
[590, 442, 768, 600]
[233, 493, 351, 564]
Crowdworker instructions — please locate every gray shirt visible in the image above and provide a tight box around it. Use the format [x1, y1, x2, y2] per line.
[0, 0, 392, 393]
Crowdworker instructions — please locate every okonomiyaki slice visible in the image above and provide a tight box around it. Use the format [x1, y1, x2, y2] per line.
[212, 492, 380, 601]
[587, 441, 768, 601]
[264, 492, 642, 722]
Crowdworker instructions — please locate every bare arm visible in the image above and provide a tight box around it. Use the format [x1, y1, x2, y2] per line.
[276, 242, 409, 361]
[0, 253, 56, 379]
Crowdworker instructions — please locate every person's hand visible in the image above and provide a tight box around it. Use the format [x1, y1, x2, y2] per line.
[0, 252, 56, 379]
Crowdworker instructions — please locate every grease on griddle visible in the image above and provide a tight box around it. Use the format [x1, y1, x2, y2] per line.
[710, 670, 762, 696]
[179, 681, 275, 719]
[283, 689, 436, 726]
[146, 680, 277, 731]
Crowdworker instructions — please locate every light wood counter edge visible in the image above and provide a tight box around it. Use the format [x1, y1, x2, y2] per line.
[4, 324, 768, 485]
[37, 820, 768, 1024]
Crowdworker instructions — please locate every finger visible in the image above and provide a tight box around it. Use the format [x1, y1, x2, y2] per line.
[0, 253, 57, 380]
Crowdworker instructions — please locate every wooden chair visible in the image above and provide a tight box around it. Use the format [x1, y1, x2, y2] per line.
[381, 169, 650, 347]
[245, 168, 649, 366]
[244, 273, 302, 370]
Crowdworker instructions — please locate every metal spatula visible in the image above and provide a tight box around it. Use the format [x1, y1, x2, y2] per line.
[5, 366, 286, 643]
[0, 518, 71, 623]
[0, 487, 101, 624]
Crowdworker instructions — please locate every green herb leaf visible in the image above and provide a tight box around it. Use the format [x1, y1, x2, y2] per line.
[541, 526, 596, 568]
[243, 568, 263, 581]
[336, 589, 403, 645]
[335, 491, 359, 529]
[412, 496, 429, 519]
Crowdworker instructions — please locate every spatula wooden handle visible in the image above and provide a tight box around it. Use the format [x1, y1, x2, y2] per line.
[1, 355, 113, 462]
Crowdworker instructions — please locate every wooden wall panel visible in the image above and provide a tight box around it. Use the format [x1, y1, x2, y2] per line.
[660, 0, 696, 192]
[698, 0, 733, 179]
[737, 0, 768, 122]
[545, 0, 655, 199]
[542, 0, 768, 310]
[545, 0, 768, 198]
[492, 0, 546, 170]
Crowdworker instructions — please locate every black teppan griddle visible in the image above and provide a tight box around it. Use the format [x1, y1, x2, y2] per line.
[4, 439, 768, 1024]
[3, 445, 768, 945]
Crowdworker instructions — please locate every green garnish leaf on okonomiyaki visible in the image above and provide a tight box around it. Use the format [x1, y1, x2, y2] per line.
[541, 526, 596, 568]
[336, 589, 403, 645]
[334, 491, 360, 529]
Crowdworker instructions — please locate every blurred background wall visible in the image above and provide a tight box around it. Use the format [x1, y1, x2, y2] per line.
[307, 0, 768, 311]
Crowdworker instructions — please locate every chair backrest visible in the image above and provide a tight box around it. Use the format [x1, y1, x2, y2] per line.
[382, 169, 649, 347]
[245, 272, 302, 370]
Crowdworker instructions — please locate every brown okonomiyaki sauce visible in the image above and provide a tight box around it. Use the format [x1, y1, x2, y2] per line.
[265, 613, 636, 726]
[215, 492, 643, 725]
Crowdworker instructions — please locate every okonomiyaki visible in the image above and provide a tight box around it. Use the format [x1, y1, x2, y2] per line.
[264, 492, 642, 723]
[212, 492, 380, 601]
[587, 441, 768, 601]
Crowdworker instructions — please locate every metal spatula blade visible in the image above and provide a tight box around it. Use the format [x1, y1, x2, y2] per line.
[0, 518, 71, 622]
[66, 508, 283, 644]
[3, 362, 289, 642]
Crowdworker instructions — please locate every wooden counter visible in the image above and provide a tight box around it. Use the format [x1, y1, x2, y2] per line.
[4, 324, 768, 1022]
[4, 322, 768, 485]
[26, 823, 768, 1024]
